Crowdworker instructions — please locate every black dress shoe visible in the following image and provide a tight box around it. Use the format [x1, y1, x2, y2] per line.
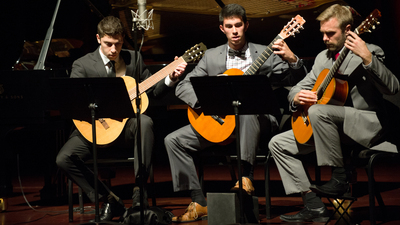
[310, 177, 350, 196]
[132, 187, 149, 209]
[280, 206, 329, 222]
[90, 199, 126, 222]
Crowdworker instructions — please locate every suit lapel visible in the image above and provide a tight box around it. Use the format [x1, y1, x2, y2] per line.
[215, 45, 227, 74]
[121, 50, 134, 77]
[248, 42, 260, 63]
[341, 51, 356, 74]
[93, 47, 108, 77]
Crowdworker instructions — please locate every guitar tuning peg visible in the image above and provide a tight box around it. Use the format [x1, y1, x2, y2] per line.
[376, 21, 381, 25]
[300, 25, 304, 30]
[372, 25, 376, 30]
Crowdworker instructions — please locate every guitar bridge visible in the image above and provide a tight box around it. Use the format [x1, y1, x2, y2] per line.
[301, 114, 310, 126]
[99, 118, 110, 129]
[211, 115, 224, 125]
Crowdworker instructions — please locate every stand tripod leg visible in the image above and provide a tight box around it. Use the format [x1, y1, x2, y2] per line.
[233, 100, 244, 224]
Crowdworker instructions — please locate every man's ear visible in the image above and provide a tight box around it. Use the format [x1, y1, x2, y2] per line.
[219, 24, 225, 34]
[96, 34, 101, 44]
[244, 21, 249, 32]
[345, 24, 351, 33]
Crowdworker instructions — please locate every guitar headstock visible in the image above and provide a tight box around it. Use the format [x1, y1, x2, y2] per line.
[182, 42, 207, 63]
[279, 15, 306, 39]
[356, 9, 381, 35]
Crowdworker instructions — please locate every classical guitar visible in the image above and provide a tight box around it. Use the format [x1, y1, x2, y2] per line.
[188, 15, 306, 144]
[291, 9, 382, 144]
[74, 43, 207, 145]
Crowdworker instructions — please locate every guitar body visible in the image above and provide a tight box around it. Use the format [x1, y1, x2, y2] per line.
[291, 68, 349, 144]
[187, 68, 244, 143]
[187, 107, 236, 143]
[73, 76, 149, 146]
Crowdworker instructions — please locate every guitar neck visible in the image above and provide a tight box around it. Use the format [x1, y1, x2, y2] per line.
[244, 35, 282, 75]
[127, 57, 186, 100]
[317, 47, 350, 97]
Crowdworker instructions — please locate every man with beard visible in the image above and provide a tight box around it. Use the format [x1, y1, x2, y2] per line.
[268, 4, 399, 222]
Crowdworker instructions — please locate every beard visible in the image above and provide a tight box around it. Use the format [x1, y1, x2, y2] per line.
[325, 35, 346, 53]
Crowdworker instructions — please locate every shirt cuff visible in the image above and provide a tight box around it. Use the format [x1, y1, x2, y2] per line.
[290, 100, 298, 112]
[165, 75, 179, 87]
[363, 60, 372, 69]
[289, 55, 301, 69]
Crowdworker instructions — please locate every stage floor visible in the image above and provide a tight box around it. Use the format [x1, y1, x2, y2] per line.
[1, 160, 400, 225]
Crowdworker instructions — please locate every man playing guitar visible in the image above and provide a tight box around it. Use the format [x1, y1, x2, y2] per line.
[269, 4, 399, 223]
[164, 3, 306, 223]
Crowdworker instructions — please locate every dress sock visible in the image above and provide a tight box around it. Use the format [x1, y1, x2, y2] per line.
[190, 189, 207, 206]
[242, 160, 254, 182]
[303, 191, 325, 209]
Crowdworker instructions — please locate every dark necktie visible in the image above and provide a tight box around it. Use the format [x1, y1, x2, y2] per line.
[228, 49, 246, 59]
[108, 60, 116, 77]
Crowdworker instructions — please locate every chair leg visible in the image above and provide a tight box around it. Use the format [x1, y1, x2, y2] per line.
[367, 154, 386, 225]
[78, 186, 84, 214]
[150, 164, 156, 207]
[265, 151, 271, 219]
[225, 155, 237, 182]
[198, 157, 205, 194]
[68, 179, 73, 222]
[315, 164, 321, 184]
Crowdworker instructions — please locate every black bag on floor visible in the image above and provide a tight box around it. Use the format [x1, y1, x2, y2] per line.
[121, 206, 174, 225]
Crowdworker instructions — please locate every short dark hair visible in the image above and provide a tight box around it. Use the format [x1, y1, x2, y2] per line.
[97, 16, 125, 38]
[219, 4, 247, 25]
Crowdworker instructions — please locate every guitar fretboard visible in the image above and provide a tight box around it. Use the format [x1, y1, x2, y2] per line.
[244, 35, 282, 75]
[127, 57, 186, 100]
[318, 47, 350, 97]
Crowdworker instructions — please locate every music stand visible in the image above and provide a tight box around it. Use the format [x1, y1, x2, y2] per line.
[191, 75, 280, 224]
[49, 77, 136, 224]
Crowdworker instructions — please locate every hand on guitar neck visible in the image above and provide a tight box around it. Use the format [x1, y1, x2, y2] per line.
[344, 30, 373, 65]
[272, 39, 298, 64]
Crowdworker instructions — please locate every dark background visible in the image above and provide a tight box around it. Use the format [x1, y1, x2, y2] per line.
[1, 0, 400, 198]
[1, 0, 400, 75]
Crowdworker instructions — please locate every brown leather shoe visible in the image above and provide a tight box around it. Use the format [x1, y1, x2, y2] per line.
[172, 202, 207, 223]
[231, 177, 255, 195]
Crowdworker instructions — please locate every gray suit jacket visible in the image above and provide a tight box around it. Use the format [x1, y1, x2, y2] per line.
[289, 43, 399, 149]
[176, 42, 306, 108]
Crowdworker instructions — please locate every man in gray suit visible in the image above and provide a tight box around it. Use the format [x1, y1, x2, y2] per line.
[269, 4, 399, 222]
[56, 16, 186, 222]
[164, 4, 306, 223]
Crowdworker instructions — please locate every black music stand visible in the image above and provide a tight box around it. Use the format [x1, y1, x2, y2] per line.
[49, 77, 136, 224]
[191, 75, 280, 224]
